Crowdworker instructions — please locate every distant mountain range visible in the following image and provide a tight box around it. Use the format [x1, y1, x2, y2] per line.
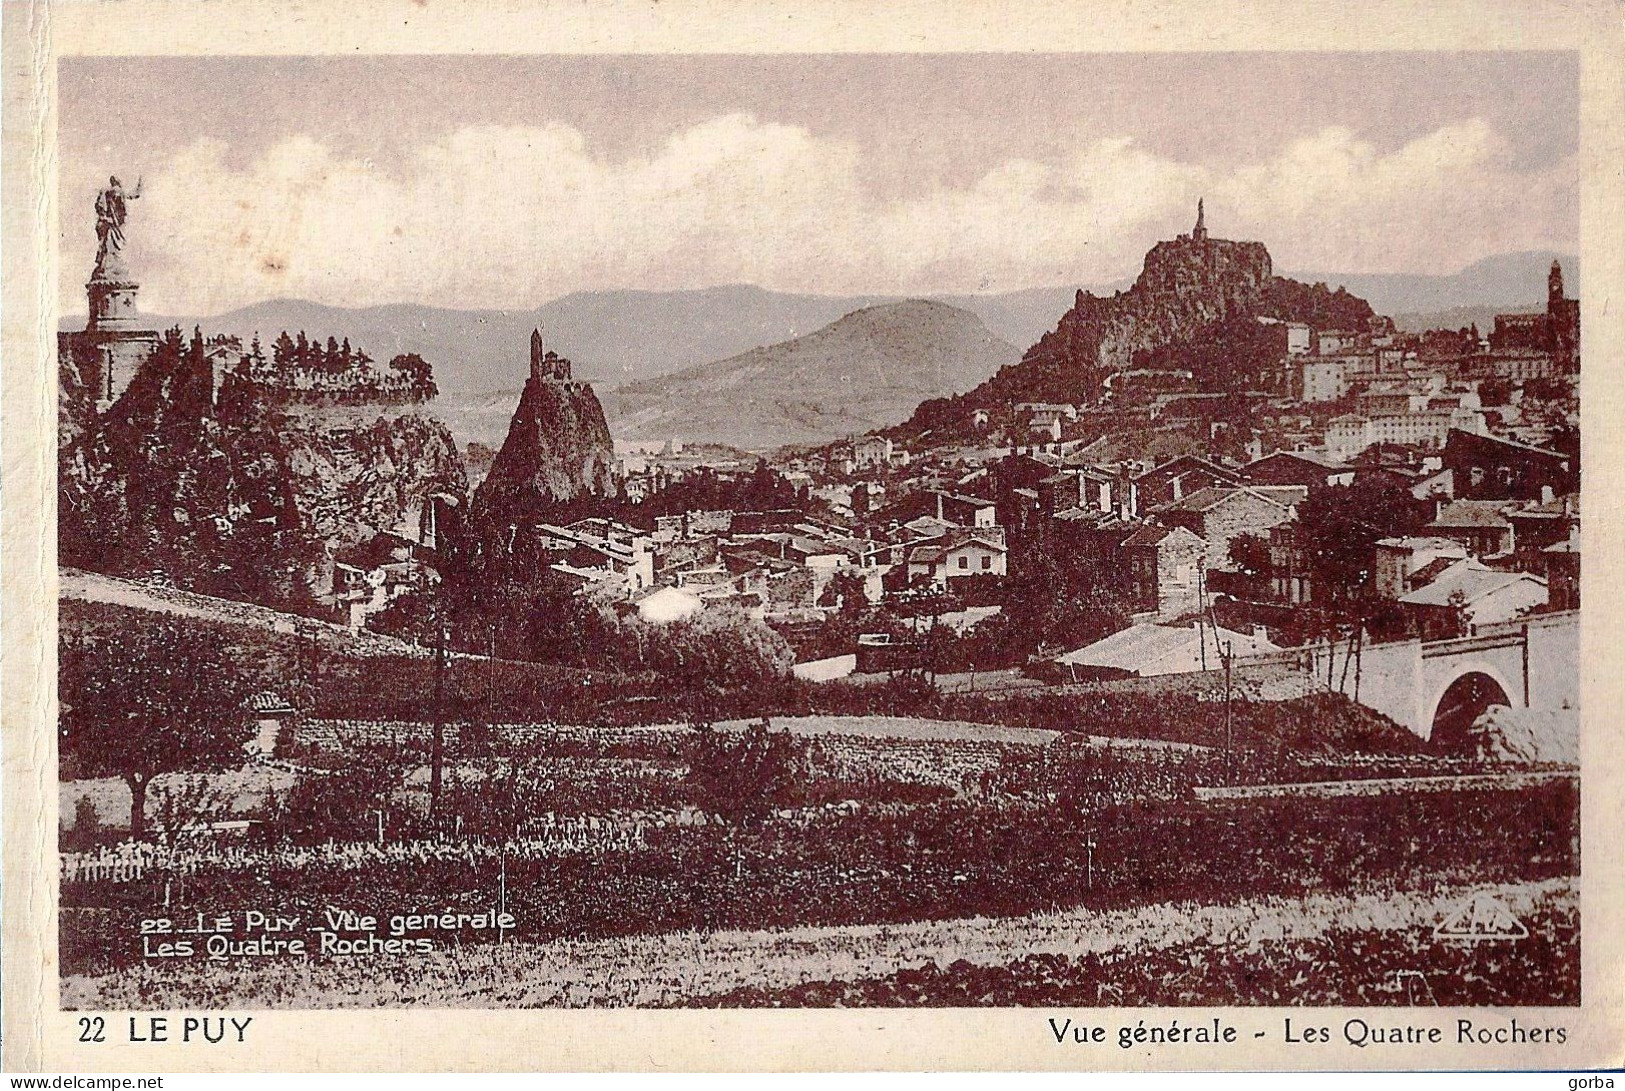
[63, 286, 1077, 401]
[61, 250, 1571, 448]
[1284, 251, 1577, 321]
[601, 300, 1019, 451]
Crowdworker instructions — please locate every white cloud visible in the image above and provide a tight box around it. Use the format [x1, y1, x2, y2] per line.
[69, 115, 1575, 314]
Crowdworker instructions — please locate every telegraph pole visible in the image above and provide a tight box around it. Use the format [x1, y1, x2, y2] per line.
[487, 623, 497, 733]
[1222, 639, 1234, 784]
[429, 611, 447, 823]
[1198, 569, 1208, 671]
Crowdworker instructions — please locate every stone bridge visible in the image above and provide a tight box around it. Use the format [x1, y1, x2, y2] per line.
[1248, 610, 1579, 746]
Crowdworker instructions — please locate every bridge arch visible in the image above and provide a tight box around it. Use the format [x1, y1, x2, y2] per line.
[1424, 665, 1516, 752]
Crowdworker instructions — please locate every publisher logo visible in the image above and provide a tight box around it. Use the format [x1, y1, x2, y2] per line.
[1433, 891, 1529, 942]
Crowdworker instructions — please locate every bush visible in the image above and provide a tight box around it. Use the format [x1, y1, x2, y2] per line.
[281, 759, 403, 845]
[686, 719, 803, 824]
[63, 797, 101, 852]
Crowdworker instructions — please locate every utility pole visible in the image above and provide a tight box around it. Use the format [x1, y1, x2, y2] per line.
[487, 623, 497, 733]
[429, 612, 447, 823]
[1198, 568, 1208, 671]
[1352, 617, 1364, 703]
[1222, 639, 1234, 784]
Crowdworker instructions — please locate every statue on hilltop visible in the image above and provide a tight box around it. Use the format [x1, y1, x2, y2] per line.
[93, 175, 142, 276]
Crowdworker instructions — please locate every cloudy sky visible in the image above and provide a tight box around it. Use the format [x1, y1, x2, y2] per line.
[58, 53, 1577, 315]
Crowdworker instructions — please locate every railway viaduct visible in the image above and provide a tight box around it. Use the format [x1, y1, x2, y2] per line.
[1255, 610, 1578, 746]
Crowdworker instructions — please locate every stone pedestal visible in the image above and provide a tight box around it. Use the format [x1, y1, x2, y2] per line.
[62, 327, 159, 408]
[71, 265, 157, 407]
[87, 276, 144, 332]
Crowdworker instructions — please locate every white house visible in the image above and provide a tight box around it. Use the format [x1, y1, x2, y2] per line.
[904, 529, 1008, 586]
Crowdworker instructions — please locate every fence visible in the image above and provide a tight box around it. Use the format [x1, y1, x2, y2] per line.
[61, 841, 156, 883]
[61, 820, 653, 886]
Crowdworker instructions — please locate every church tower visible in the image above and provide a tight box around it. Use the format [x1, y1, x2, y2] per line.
[1192, 198, 1208, 243]
[527, 327, 572, 383]
[1547, 259, 1580, 372]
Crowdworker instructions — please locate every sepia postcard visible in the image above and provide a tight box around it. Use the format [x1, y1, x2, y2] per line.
[4, 0, 1625, 1074]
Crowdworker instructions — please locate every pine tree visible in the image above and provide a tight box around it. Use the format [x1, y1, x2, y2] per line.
[273, 331, 295, 371]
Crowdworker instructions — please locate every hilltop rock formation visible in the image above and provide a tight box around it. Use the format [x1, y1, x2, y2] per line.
[470, 330, 616, 534]
[59, 327, 465, 608]
[603, 299, 1019, 450]
[961, 202, 1377, 409]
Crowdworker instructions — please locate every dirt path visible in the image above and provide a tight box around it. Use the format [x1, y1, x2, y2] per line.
[62, 877, 1571, 1009]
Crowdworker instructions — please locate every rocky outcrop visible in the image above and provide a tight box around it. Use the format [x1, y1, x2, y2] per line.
[963, 206, 1377, 409]
[59, 328, 465, 608]
[470, 336, 616, 535]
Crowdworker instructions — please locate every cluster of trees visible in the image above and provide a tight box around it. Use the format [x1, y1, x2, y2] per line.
[370, 572, 795, 696]
[60, 327, 337, 612]
[231, 331, 437, 402]
[1415, 326, 1480, 359]
[613, 460, 810, 520]
[1130, 313, 1289, 394]
[1285, 475, 1431, 604]
[998, 519, 1134, 660]
[1260, 277, 1378, 333]
[60, 594, 802, 844]
[1223, 474, 1437, 643]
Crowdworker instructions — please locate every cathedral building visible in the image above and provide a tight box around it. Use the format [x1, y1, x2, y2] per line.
[1488, 260, 1580, 373]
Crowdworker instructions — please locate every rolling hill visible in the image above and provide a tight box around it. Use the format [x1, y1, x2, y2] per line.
[599, 300, 1020, 451]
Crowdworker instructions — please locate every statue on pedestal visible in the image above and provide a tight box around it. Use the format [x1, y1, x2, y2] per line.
[93, 175, 141, 280]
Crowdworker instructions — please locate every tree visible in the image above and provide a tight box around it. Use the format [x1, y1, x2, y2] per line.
[641, 608, 795, 692]
[1292, 477, 1430, 604]
[59, 619, 254, 839]
[1227, 531, 1272, 578]
[999, 535, 1132, 660]
[282, 756, 401, 844]
[388, 353, 438, 401]
[1443, 588, 1473, 639]
[63, 797, 101, 852]
[817, 568, 868, 616]
[272, 331, 295, 369]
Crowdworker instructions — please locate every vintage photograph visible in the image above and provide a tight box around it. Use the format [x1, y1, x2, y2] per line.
[54, 51, 1580, 1011]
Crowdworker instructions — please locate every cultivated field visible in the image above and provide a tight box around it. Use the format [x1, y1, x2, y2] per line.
[64, 878, 1573, 1009]
[60, 709, 1577, 1009]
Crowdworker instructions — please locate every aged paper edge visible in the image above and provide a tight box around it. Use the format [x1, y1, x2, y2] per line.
[4, 0, 1625, 1073]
